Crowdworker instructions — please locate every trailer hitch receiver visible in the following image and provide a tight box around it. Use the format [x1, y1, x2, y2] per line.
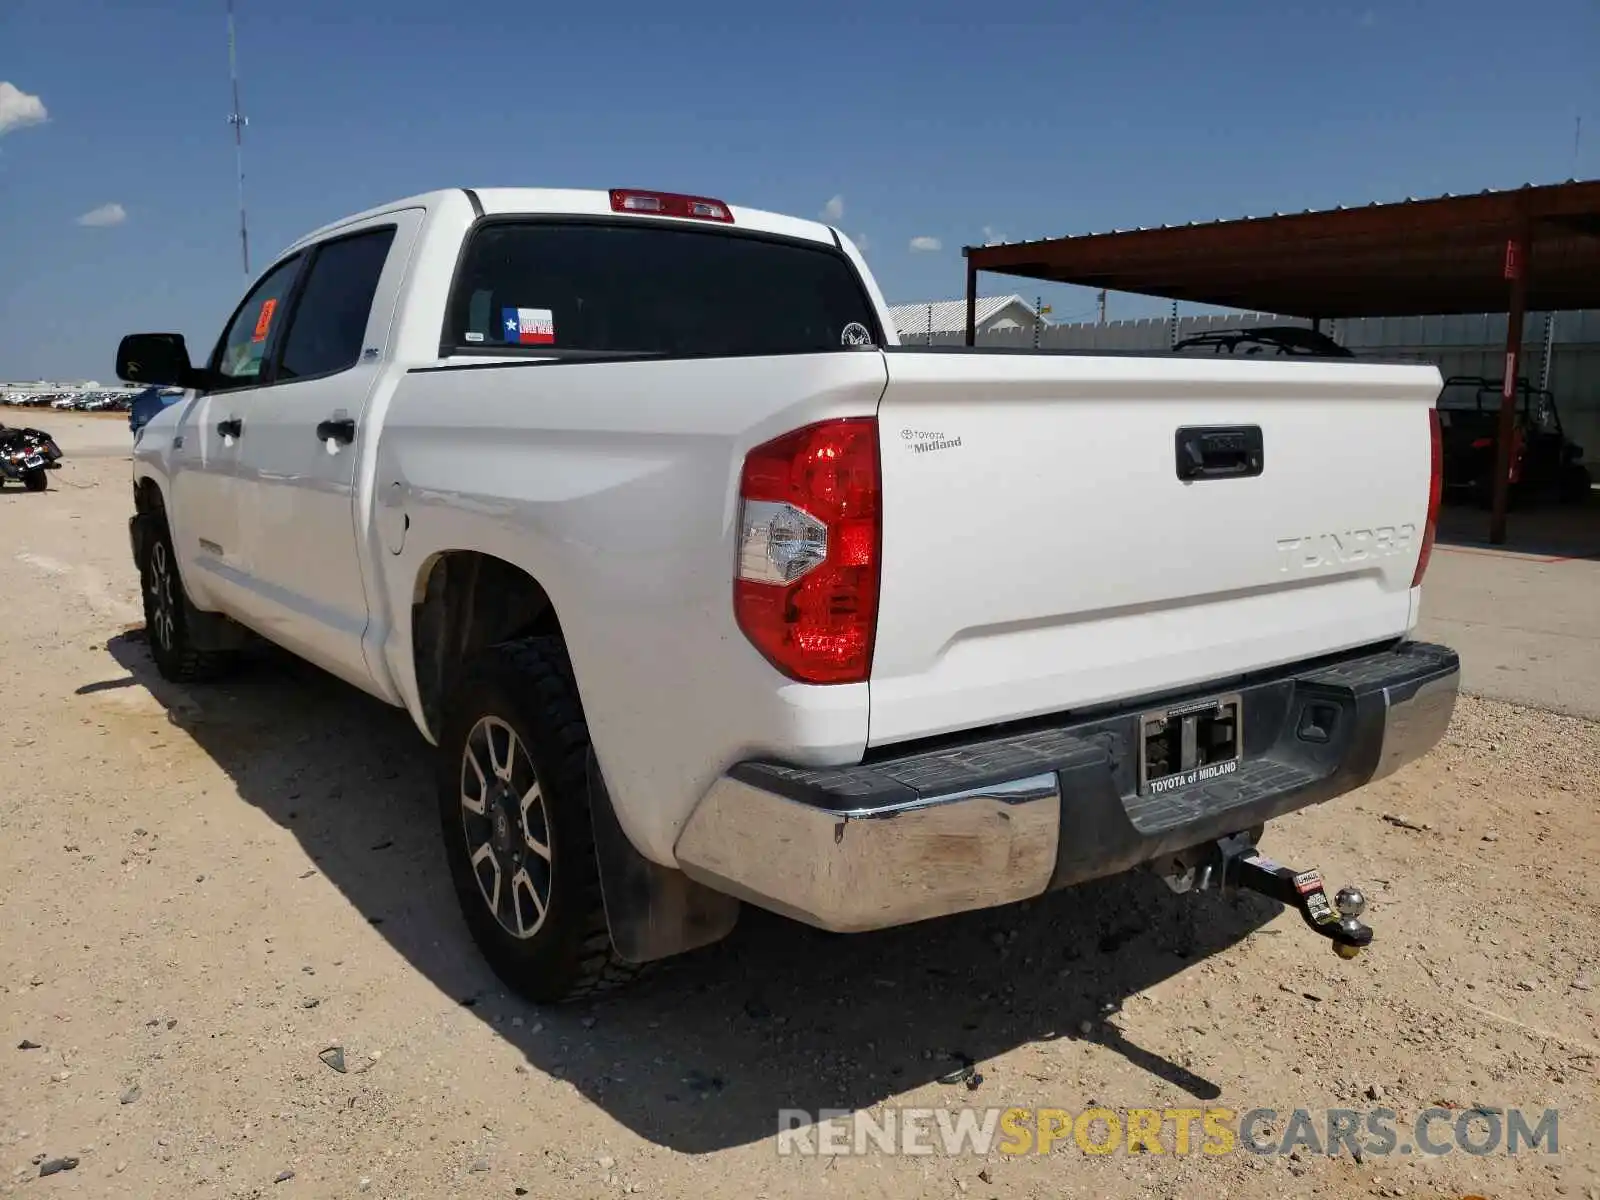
[1162, 834, 1373, 958]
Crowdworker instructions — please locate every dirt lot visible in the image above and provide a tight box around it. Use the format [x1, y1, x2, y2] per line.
[2, 418, 1597, 1199]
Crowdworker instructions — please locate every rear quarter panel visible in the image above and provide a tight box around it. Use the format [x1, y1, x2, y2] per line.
[373, 352, 889, 865]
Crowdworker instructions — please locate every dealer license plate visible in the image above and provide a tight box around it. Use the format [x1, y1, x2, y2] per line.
[1137, 694, 1242, 795]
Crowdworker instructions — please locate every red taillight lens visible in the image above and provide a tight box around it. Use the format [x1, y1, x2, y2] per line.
[1412, 408, 1443, 588]
[734, 419, 880, 684]
[609, 189, 733, 223]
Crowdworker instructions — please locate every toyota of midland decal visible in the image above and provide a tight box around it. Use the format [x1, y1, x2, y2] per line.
[900, 428, 962, 455]
[1146, 758, 1239, 795]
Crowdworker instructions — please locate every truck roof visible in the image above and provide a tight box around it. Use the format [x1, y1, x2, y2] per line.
[284, 187, 839, 258]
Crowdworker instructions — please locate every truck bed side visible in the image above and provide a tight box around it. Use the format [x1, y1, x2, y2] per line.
[372, 352, 889, 864]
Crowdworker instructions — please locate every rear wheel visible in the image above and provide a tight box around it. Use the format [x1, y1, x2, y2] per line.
[137, 513, 237, 682]
[22, 469, 47, 492]
[436, 635, 641, 1004]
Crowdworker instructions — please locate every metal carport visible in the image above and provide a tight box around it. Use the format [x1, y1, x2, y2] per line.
[962, 180, 1600, 544]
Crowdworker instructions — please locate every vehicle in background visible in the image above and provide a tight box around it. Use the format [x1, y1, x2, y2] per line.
[1436, 375, 1590, 506]
[75, 391, 136, 412]
[1173, 325, 1355, 359]
[2, 390, 136, 412]
[129, 386, 183, 438]
[116, 186, 1458, 1004]
[0, 423, 63, 491]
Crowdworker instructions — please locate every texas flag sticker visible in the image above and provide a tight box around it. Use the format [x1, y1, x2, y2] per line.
[502, 307, 555, 346]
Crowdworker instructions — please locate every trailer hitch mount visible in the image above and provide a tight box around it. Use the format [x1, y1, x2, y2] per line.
[1161, 833, 1373, 959]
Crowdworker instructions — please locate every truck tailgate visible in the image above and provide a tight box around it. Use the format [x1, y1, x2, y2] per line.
[869, 351, 1442, 747]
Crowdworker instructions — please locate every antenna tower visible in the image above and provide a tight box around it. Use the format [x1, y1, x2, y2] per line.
[227, 0, 251, 275]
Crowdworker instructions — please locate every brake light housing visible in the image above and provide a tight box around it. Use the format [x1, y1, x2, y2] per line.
[1412, 408, 1443, 588]
[610, 188, 733, 223]
[734, 419, 880, 684]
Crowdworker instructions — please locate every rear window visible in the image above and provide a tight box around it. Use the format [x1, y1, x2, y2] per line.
[444, 221, 880, 358]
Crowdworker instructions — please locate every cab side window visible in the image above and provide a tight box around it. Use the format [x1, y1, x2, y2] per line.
[209, 255, 303, 390]
[277, 228, 396, 382]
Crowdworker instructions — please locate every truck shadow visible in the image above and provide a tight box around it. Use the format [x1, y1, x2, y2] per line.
[97, 632, 1280, 1154]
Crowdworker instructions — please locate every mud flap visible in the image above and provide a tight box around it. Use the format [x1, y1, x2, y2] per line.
[585, 748, 740, 964]
[185, 603, 252, 652]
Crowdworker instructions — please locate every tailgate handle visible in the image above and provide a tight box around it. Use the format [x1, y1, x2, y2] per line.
[1176, 426, 1263, 481]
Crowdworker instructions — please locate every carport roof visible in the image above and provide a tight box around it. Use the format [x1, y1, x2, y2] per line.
[964, 180, 1600, 319]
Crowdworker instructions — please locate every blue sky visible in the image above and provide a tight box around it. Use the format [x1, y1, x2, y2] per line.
[2, 0, 1596, 380]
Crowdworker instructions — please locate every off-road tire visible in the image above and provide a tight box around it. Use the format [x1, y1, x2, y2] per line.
[437, 635, 642, 1004]
[137, 513, 237, 682]
[22, 469, 48, 492]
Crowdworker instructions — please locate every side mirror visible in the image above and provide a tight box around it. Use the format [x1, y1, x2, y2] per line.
[116, 333, 194, 387]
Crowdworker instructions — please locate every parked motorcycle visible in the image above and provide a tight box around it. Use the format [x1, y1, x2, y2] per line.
[0, 424, 64, 492]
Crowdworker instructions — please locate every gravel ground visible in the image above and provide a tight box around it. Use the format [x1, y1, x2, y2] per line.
[1, 416, 1597, 1199]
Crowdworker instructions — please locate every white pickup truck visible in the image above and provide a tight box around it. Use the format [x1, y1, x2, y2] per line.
[118, 186, 1459, 1003]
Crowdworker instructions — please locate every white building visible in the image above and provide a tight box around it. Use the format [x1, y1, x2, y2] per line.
[1, 380, 99, 394]
[887, 295, 1044, 342]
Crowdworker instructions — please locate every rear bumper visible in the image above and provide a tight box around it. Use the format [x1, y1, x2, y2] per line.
[673, 641, 1459, 932]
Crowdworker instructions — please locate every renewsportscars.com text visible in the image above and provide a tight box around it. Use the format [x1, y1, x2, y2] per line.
[776, 1106, 1559, 1159]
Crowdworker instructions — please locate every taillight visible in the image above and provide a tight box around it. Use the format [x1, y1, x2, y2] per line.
[1412, 408, 1442, 588]
[609, 189, 733, 223]
[734, 419, 880, 684]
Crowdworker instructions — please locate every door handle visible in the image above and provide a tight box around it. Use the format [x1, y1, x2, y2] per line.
[217, 417, 242, 439]
[1175, 426, 1264, 481]
[316, 417, 357, 445]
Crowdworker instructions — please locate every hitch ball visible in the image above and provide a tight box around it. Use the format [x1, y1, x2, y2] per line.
[1335, 886, 1367, 919]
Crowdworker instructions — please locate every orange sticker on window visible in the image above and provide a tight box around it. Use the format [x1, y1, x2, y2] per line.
[251, 297, 278, 344]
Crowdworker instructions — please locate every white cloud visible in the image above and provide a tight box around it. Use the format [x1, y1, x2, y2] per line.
[854, 232, 871, 253]
[821, 194, 845, 223]
[908, 236, 942, 253]
[0, 82, 48, 136]
[981, 225, 1006, 246]
[76, 203, 127, 228]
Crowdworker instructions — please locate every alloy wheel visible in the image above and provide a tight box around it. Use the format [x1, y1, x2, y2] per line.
[459, 716, 553, 939]
[147, 540, 177, 653]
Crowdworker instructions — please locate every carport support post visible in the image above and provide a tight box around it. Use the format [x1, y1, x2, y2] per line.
[964, 254, 978, 347]
[1489, 222, 1531, 545]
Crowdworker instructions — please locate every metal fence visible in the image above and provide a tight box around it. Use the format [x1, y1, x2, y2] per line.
[897, 309, 1600, 468]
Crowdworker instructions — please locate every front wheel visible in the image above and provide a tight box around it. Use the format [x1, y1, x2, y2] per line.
[136, 513, 237, 682]
[436, 635, 641, 1004]
[22, 469, 47, 492]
